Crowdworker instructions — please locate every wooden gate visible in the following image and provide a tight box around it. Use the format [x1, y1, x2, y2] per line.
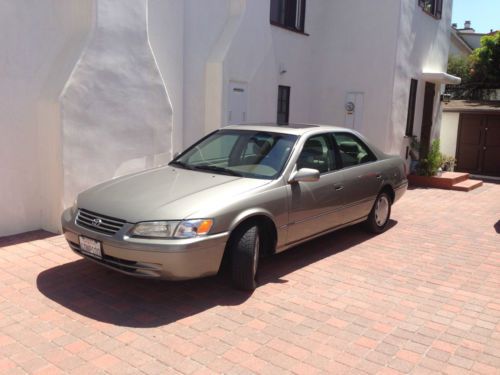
[456, 114, 500, 177]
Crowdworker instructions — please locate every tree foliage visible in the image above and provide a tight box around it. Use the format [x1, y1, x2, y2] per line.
[446, 31, 500, 100]
[447, 55, 473, 83]
[470, 31, 500, 83]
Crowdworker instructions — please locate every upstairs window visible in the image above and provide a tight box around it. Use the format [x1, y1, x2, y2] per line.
[419, 0, 442, 19]
[270, 0, 306, 33]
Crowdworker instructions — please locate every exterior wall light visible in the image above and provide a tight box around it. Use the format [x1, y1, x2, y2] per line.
[441, 94, 451, 103]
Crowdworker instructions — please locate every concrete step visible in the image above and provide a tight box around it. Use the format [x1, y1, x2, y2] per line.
[451, 179, 483, 192]
[408, 173, 483, 192]
[408, 172, 470, 189]
[439, 172, 470, 185]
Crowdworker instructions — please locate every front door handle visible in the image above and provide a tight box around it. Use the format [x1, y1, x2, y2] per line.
[376, 174, 382, 180]
[334, 184, 344, 191]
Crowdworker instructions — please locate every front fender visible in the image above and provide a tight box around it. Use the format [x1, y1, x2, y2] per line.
[228, 208, 278, 233]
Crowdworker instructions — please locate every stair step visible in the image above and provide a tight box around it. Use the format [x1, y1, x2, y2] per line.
[408, 172, 470, 189]
[439, 172, 470, 185]
[451, 179, 483, 192]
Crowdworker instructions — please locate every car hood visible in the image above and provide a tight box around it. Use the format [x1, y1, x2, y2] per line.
[77, 166, 270, 222]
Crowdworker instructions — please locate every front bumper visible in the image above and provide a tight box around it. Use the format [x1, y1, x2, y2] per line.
[61, 208, 229, 280]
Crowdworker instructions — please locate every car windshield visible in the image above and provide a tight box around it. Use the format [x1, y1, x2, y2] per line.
[170, 129, 298, 180]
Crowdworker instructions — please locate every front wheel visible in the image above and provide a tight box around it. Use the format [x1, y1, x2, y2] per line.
[230, 224, 260, 291]
[365, 192, 392, 234]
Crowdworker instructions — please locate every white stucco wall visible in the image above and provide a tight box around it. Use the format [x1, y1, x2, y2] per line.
[200, 0, 403, 154]
[0, 0, 92, 236]
[183, 0, 229, 146]
[390, 0, 453, 161]
[149, 0, 185, 154]
[440, 112, 460, 157]
[308, 0, 401, 151]
[198, 0, 453, 158]
[60, 0, 173, 216]
[203, 0, 317, 135]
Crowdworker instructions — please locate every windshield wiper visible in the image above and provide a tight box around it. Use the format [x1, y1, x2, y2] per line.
[169, 160, 194, 170]
[193, 165, 243, 177]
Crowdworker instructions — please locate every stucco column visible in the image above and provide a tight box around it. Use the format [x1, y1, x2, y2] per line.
[60, 0, 172, 210]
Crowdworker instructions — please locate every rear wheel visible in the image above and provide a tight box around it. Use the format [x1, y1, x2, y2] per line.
[365, 192, 391, 234]
[230, 224, 260, 291]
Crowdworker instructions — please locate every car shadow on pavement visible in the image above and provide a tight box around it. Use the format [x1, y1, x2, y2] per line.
[36, 221, 396, 328]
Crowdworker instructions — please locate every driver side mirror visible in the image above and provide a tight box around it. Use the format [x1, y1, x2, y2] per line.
[288, 168, 320, 183]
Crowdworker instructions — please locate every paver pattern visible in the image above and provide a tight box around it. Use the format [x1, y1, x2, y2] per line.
[0, 184, 499, 374]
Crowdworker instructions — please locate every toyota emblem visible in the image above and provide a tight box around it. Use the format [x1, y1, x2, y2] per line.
[92, 218, 102, 227]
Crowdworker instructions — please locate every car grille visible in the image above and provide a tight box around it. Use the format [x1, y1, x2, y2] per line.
[76, 209, 126, 236]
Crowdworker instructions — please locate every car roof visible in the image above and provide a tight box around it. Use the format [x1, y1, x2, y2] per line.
[222, 123, 351, 136]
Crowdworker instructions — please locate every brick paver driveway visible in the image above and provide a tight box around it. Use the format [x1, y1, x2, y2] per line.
[1, 184, 499, 375]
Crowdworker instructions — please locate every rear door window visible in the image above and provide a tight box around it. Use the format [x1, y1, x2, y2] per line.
[333, 133, 377, 168]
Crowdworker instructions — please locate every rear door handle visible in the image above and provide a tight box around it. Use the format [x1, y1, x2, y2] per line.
[334, 184, 344, 191]
[376, 174, 382, 180]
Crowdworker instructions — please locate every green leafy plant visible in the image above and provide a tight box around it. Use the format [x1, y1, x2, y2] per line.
[417, 139, 443, 176]
[471, 31, 500, 84]
[441, 155, 456, 172]
[446, 32, 500, 100]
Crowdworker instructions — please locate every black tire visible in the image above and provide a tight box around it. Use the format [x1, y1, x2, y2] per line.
[230, 223, 260, 291]
[365, 192, 392, 234]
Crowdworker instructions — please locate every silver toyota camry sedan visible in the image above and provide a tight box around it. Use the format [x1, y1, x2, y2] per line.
[62, 124, 407, 290]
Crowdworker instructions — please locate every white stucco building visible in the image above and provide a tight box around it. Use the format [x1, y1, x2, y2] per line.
[0, 0, 455, 236]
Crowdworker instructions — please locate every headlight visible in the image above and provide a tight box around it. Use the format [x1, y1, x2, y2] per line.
[129, 219, 213, 239]
[174, 219, 213, 238]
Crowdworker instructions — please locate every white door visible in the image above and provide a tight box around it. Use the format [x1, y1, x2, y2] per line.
[344, 92, 364, 130]
[228, 82, 248, 125]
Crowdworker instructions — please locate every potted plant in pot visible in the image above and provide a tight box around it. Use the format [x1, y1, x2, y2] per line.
[408, 139, 452, 188]
[417, 139, 443, 177]
[441, 155, 456, 172]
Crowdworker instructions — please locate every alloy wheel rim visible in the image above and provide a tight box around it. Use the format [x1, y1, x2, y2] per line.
[375, 196, 389, 227]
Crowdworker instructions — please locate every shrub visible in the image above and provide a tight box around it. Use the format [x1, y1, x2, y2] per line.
[417, 139, 443, 176]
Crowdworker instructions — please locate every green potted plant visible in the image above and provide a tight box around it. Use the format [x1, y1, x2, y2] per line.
[417, 139, 443, 177]
[441, 155, 456, 172]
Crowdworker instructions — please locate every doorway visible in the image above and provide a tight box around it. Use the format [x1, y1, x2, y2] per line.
[227, 82, 248, 125]
[277, 85, 290, 125]
[419, 82, 436, 158]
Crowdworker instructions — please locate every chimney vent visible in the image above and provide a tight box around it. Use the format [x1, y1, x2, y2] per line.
[452, 23, 457, 28]
[464, 20, 471, 29]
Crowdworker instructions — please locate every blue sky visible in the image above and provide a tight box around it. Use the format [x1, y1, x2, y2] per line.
[452, 0, 500, 33]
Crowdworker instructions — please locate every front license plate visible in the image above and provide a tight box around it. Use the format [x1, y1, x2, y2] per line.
[79, 236, 102, 259]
